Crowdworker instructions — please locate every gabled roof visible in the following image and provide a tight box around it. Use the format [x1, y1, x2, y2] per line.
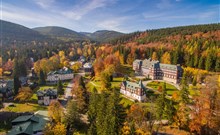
[12, 115, 33, 123]
[142, 59, 159, 68]
[47, 67, 73, 75]
[83, 62, 92, 68]
[7, 121, 33, 135]
[160, 64, 181, 71]
[122, 80, 145, 91]
[37, 88, 57, 97]
[7, 111, 49, 135]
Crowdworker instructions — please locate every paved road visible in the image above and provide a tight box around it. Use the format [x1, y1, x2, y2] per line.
[65, 81, 74, 99]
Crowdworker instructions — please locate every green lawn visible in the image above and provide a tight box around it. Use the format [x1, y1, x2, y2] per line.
[87, 77, 124, 92]
[38, 85, 55, 91]
[4, 103, 47, 113]
[147, 81, 179, 96]
[118, 65, 134, 76]
[120, 96, 134, 108]
[111, 77, 124, 88]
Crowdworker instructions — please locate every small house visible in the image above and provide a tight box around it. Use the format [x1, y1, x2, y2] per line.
[37, 89, 57, 106]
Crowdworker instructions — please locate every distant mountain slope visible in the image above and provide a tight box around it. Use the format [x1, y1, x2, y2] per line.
[0, 20, 45, 41]
[110, 23, 220, 44]
[33, 26, 89, 41]
[80, 30, 124, 43]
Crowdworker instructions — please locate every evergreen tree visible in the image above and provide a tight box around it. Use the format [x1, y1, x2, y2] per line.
[57, 79, 64, 95]
[205, 54, 212, 71]
[192, 76, 197, 86]
[88, 88, 99, 135]
[215, 57, 220, 72]
[38, 70, 46, 85]
[156, 83, 167, 119]
[79, 76, 85, 89]
[198, 56, 204, 69]
[105, 89, 126, 135]
[65, 101, 81, 130]
[96, 92, 108, 135]
[180, 72, 190, 104]
[13, 77, 21, 95]
[13, 58, 20, 78]
[164, 100, 176, 124]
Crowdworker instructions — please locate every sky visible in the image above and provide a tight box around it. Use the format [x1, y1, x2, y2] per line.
[1, 0, 219, 33]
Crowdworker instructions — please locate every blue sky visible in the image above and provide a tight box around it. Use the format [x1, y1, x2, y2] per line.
[1, 0, 219, 33]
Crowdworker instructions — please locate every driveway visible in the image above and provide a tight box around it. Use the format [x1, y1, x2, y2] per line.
[65, 81, 74, 99]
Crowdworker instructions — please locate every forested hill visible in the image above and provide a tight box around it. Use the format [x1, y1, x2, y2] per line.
[0, 20, 46, 42]
[80, 30, 124, 43]
[0, 20, 125, 45]
[111, 23, 220, 44]
[33, 26, 89, 41]
[109, 23, 220, 72]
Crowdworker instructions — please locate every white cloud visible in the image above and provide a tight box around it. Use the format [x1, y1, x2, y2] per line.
[143, 12, 218, 21]
[2, 3, 71, 27]
[62, 0, 117, 20]
[96, 16, 130, 32]
[33, 0, 55, 9]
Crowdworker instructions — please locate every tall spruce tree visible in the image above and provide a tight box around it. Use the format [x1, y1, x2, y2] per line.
[13, 58, 20, 78]
[88, 88, 99, 135]
[57, 79, 64, 95]
[38, 70, 46, 85]
[65, 101, 81, 130]
[205, 53, 212, 71]
[13, 77, 21, 95]
[180, 72, 190, 104]
[215, 57, 220, 72]
[198, 56, 204, 69]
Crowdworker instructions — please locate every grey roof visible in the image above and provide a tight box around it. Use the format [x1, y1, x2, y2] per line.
[122, 80, 145, 91]
[8, 111, 49, 135]
[37, 88, 57, 97]
[142, 59, 160, 69]
[7, 121, 33, 135]
[141, 58, 182, 71]
[12, 115, 34, 123]
[47, 67, 73, 75]
[0, 80, 13, 93]
[160, 64, 181, 71]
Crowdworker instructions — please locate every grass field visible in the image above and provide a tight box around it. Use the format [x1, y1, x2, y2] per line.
[147, 81, 179, 96]
[87, 77, 124, 92]
[120, 96, 134, 108]
[4, 103, 47, 113]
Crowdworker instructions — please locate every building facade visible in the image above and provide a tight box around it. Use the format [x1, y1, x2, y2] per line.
[83, 62, 93, 73]
[37, 89, 57, 106]
[0, 80, 14, 101]
[133, 59, 183, 84]
[120, 80, 146, 101]
[46, 67, 73, 83]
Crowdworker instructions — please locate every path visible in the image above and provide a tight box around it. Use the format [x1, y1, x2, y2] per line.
[65, 81, 74, 99]
[90, 81, 100, 87]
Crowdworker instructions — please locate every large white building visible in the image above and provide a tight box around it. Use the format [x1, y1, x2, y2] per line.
[133, 59, 183, 84]
[120, 80, 146, 102]
[46, 67, 74, 83]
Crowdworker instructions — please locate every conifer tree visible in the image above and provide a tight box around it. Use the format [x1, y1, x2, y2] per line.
[205, 54, 212, 71]
[88, 88, 98, 135]
[14, 77, 21, 95]
[65, 101, 81, 130]
[38, 70, 46, 85]
[198, 56, 204, 69]
[57, 79, 64, 95]
[215, 57, 220, 72]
